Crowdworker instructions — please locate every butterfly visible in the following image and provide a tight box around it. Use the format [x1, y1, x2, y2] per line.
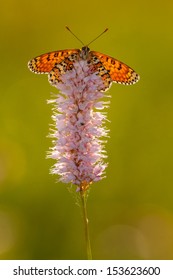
[28, 28, 139, 91]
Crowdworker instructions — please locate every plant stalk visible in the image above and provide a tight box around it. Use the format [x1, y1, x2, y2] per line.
[80, 191, 92, 260]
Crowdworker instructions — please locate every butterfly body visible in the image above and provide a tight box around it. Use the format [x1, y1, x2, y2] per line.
[28, 46, 139, 91]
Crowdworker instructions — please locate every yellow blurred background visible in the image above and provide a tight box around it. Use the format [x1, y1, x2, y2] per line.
[0, 0, 173, 259]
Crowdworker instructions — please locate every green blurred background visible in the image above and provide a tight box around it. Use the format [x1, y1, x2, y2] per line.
[0, 0, 173, 260]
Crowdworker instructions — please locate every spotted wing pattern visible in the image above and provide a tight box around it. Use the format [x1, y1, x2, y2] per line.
[28, 47, 139, 90]
[28, 49, 80, 74]
[91, 51, 140, 86]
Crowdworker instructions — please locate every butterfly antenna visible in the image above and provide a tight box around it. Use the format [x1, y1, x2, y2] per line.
[87, 28, 108, 46]
[66, 26, 85, 46]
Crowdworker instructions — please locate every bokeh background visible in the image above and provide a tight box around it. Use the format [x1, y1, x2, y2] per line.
[0, 0, 173, 260]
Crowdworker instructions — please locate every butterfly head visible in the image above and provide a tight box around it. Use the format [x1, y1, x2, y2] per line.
[80, 46, 90, 60]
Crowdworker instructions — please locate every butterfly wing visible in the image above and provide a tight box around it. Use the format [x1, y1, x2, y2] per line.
[91, 51, 140, 85]
[28, 49, 80, 74]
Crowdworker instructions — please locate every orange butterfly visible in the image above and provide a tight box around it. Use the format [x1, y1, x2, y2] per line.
[28, 28, 140, 91]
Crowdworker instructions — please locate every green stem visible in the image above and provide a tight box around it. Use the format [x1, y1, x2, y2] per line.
[80, 191, 92, 260]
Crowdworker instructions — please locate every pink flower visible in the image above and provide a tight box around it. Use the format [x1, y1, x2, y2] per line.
[47, 60, 109, 191]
